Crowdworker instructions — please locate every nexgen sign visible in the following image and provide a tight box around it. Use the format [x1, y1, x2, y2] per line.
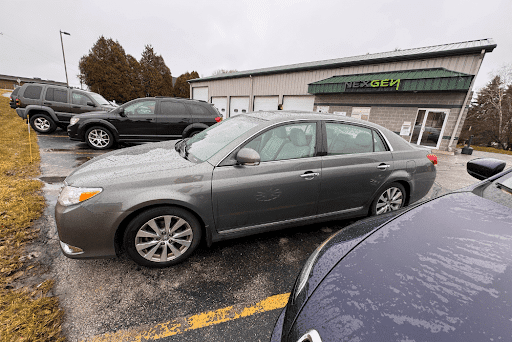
[345, 79, 400, 90]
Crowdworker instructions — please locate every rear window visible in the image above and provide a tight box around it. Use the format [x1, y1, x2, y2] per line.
[12, 87, 20, 96]
[186, 104, 210, 116]
[23, 85, 42, 99]
[160, 101, 188, 116]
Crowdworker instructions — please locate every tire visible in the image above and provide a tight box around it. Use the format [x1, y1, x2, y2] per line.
[187, 130, 201, 138]
[85, 126, 114, 150]
[29, 113, 57, 134]
[371, 182, 406, 215]
[123, 207, 202, 268]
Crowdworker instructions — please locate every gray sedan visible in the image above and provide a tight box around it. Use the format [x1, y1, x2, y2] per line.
[55, 111, 437, 267]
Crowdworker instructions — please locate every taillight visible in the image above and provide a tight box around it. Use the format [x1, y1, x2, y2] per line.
[215, 116, 222, 122]
[15, 99, 20, 107]
[427, 153, 437, 165]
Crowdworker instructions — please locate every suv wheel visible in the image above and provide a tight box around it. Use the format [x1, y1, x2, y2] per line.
[85, 126, 114, 150]
[123, 207, 202, 268]
[29, 114, 57, 134]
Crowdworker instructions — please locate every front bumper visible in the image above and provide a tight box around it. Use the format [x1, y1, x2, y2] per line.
[55, 200, 126, 259]
[66, 123, 81, 140]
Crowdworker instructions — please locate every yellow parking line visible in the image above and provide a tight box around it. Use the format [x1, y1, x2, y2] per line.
[84, 293, 290, 342]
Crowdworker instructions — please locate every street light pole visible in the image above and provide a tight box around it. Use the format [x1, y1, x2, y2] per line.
[59, 30, 70, 87]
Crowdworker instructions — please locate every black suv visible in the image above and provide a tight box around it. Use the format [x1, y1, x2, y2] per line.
[14, 83, 115, 133]
[67, 97, 223, 150]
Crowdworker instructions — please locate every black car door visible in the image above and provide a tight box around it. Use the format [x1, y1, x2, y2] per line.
[156, 100, 192, 138]
[115, 99, 158, 140]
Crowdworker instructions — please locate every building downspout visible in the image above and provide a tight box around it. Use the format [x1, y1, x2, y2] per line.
[447, 49, 485, 151]
[249, 75, 254, 111]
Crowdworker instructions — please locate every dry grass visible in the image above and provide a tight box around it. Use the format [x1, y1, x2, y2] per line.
[0, 93, 64, 341]
[457, 144, 512, 156]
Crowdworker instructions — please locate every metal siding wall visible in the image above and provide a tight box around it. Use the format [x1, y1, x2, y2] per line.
[189, 53, 484, 100]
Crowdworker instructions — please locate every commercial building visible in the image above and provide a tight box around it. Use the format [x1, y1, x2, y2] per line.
[0, 74, 66, 90]
[189, 39, 496, 151]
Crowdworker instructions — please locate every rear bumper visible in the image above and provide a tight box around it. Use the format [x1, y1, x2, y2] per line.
[15, 108, 26, 120]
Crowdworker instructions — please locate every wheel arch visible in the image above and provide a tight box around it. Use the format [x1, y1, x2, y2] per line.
[182, 123, 208, 138]
[26, 107, 58, 123]
[113, 202, 212, 256]
[80, 120, 120, 141]
[368, 177, 412, 215]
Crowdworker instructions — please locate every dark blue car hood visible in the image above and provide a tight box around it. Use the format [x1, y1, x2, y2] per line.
[286, 192, 512, 341]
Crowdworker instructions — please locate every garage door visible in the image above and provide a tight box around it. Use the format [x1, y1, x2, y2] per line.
[282, 95, 315, 111]
[192, 87, 208, 102]
[230, 97, 249, 117]
[211, 97, 227, 118]
[254, 96, 279, 111]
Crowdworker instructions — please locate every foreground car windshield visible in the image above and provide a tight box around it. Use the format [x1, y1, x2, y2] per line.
[185, 116, 260, 162]
[89, 93, 111, 106]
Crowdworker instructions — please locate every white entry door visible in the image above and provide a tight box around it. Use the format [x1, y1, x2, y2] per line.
[282, 95, 315, 111]
[230, 97, 249, 117]
[410, 109, 449, 149]
[211, 97, 227, 118]
[254, 96, 279, 111]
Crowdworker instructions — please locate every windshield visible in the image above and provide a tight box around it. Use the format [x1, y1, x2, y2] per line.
[89, 93, 111, 106]
[481, 170, 512, 210]
[184, 116, 261, 162]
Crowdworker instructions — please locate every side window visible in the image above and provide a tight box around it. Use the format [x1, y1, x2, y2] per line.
[243, 123, 316, 162]
[160, 101, 187, 116]
[45, 88, 54, 101]
[326, 123, 373, 155]
[46, 88, 68, 103]
[373, 131, 388, 152]
[72, 92, 93, 106]
[23, 85, 42, 99]
[54, 89, 68, 103]
[124, 100, 157, 116]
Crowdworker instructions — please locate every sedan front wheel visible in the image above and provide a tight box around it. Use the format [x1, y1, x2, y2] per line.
[371, 183, 406, 215]
[123, 207, 202, 268]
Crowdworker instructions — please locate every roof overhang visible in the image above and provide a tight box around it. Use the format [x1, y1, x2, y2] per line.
[308, 68, 474, 94]
[189, 38, 496, 83]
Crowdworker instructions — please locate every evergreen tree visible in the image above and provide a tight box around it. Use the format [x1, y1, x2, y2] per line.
[139, 45, 174, 97]
[78, 36, 140, 103]
[174, 71, 199, 98]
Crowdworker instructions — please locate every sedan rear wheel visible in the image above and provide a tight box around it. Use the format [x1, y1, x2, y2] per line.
[123, 207, 202, 268]
[371, 183, 406, 215]
[85, 126, 114, 150]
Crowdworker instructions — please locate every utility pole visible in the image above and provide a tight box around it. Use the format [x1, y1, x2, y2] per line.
[59, 30, 70, 87]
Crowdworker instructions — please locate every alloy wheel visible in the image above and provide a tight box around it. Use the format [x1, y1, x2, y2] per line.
[375, 186, 404, 214]
[134, 215, 194, 263]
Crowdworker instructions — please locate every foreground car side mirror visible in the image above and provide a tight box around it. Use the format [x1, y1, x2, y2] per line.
[467, 158, 506, 180]
[87, 102, 96, 107]
[236, 148, 260, 166]
[118, 108, 126, 117]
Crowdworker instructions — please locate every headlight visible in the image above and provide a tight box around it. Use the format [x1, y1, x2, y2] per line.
[69, 117, 80, 125]
[58, 186, 102, 206]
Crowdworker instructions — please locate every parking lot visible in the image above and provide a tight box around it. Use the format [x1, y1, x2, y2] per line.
[34, 128, 512, 341]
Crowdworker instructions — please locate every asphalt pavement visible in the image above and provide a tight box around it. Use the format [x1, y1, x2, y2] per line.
[22, 125, 512, 342]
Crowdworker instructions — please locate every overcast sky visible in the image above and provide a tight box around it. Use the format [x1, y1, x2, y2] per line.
[1, 0, 511, 92]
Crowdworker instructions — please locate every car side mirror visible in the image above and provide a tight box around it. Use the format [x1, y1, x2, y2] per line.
[467, 158, 506, 180]
[118, 108, 126, 117]
[87, 102, 96, 107]
[236, 148, 260, 166]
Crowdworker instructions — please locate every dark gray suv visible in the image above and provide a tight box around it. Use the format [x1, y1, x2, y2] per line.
[14, 83, 115, 133]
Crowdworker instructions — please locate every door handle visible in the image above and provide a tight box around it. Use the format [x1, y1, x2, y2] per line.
[44, 102, 52, 105]
[377, 163, 391, 170]
[145, 118, 154, 121]
[72, 106, 80, 108]
[300, 171, 320, 179]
